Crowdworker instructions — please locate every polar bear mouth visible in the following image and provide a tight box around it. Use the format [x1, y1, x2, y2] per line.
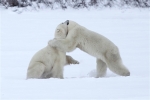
[65, 20, 69, 36]
[66, 26, 68, 36]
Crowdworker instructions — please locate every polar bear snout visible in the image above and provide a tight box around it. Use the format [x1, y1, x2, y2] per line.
[64, 20, 69, 25]
[61, 20, 69, 25]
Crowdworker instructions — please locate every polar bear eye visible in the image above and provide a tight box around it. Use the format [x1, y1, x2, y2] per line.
[57, 29, 60, 32]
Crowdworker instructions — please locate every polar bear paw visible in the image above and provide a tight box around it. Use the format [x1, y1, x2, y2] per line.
[69, 58, 79, 65]
[48, 39, 64, 52]
[72, 60, 79, 64]
[66, 55, 79, 65]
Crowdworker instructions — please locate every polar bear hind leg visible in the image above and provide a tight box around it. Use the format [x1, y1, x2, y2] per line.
[96, 59, 107, 78]
[105, 50, 130, 76]
[26, 62, 45, 79]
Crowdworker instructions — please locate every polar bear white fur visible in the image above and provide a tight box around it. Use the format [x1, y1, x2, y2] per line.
[26, 22, 79, 79]
[49, 20, 130, 77]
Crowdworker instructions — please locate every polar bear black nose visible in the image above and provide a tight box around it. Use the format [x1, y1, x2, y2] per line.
[66, 20, 69, 25]
[64, 20, 69, 25]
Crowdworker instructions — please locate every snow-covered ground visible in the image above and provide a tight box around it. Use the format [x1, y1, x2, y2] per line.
[0, 8, 149, 99]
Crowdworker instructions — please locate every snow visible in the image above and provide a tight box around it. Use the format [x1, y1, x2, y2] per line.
[0, 8, 149, 99]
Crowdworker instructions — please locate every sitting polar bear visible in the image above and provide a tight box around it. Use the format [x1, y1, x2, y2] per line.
[26, 22, 79, 79]
[49, 20, 130, 77]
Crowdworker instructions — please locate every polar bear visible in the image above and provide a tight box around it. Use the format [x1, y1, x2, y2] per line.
[26, 22, 79, 79]
[49, 20, 130, 77]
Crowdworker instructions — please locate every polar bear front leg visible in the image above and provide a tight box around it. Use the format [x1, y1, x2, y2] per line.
[51, 63, 64, 79]
[48, 38, 77, 52]
[66, 55, 79, 65]
[96, 59, 107, 78]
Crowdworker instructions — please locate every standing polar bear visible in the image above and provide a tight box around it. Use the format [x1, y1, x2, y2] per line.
[49, 20, 130, 77]
[26, 22, 79, 79]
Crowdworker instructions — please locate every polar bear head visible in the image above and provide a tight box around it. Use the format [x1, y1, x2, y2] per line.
[54, 20, 69, 39]
[54, 20, 78, 39]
